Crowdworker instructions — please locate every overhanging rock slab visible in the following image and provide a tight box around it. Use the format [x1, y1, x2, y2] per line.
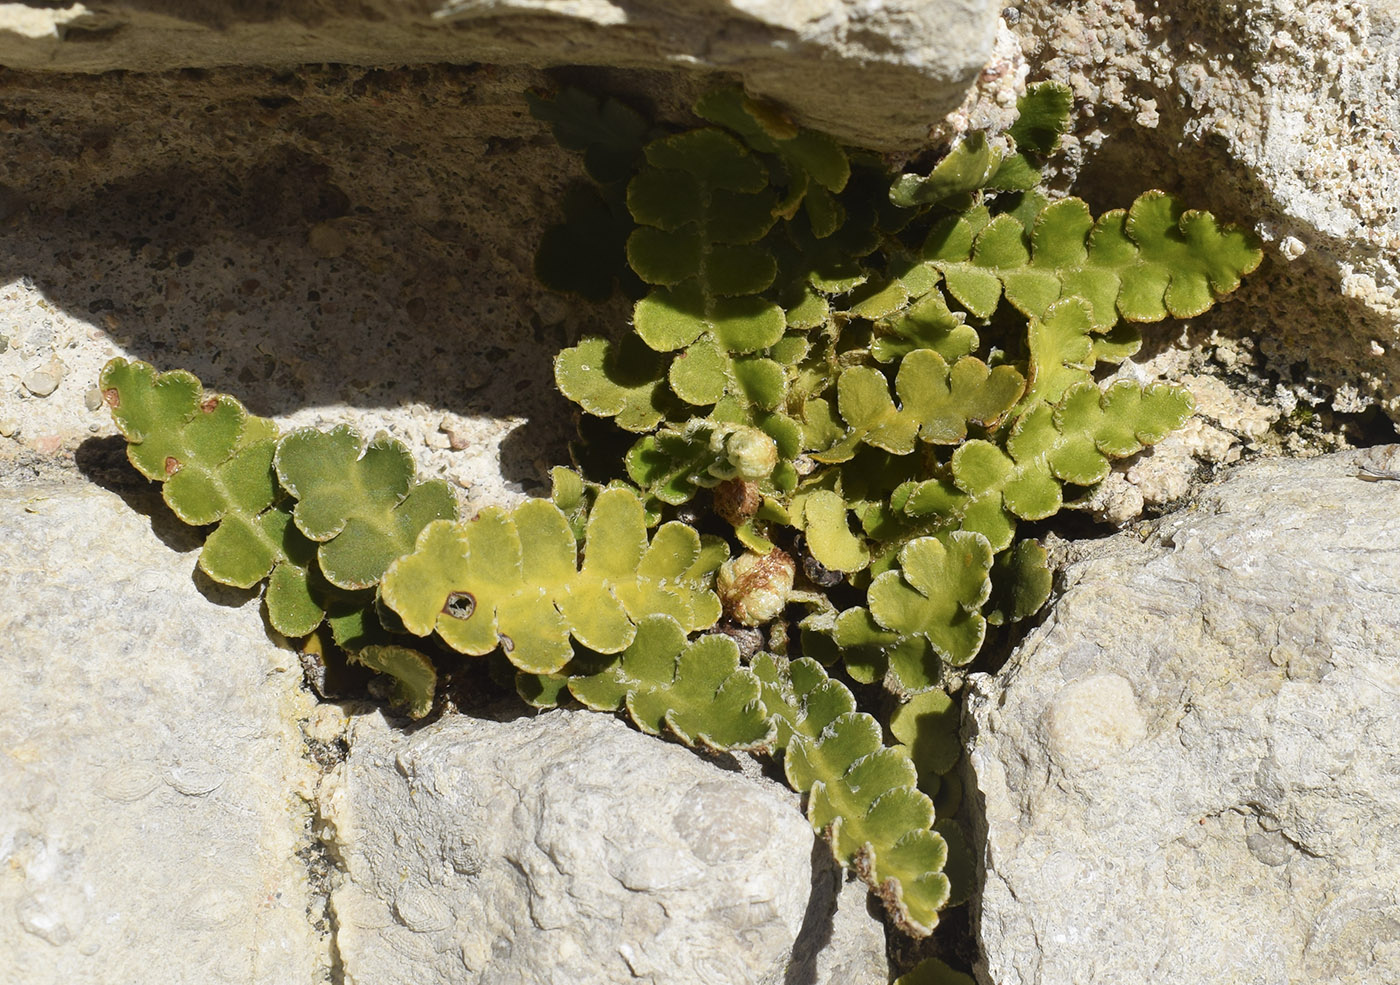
[0, 0, 1001, 150]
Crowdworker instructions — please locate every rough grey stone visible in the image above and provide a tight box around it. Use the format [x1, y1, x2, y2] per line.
[967, 448, 1400, 985]
[0, 481, 324, 983]
[322, 706, 889, 985]
[0, 474, 891, 984]
[0, 0, 1000, 150]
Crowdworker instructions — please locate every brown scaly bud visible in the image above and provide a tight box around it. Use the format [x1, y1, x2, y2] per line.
[717, 548, 795, 627]
[712, 478, 762, 528]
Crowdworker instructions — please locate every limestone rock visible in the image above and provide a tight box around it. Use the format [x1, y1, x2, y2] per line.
[967, 448, 1400, 985]
[1014, 0, 1400, 421]
[322, 706, 889, 985]
[0, 0, 1000, 150]
[0, 472, 889, 984]
[0, 480, 324, 983]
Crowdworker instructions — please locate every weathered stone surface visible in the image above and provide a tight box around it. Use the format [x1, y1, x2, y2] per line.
[0, 480, 324, 983]
[0, 0, 999, 150]
[967, 448, 1400, 985]
[322, 705, 889, 985]
[1014, 0, 1400, 420]
[0, 65, 581, 508]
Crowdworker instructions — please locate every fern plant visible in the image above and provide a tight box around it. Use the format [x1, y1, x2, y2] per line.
[536, 80, 1259, 929]
[545, 83, 1255, 661]
[98, 80, 1260, 946]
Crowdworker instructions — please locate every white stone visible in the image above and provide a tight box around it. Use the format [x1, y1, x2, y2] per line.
[969, 449, 1400, 985]
[0, 481, 324, 984]
[324, 707, 889, 985]
[0, 2, 91, 40]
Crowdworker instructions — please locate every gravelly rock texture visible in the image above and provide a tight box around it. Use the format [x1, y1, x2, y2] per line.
[0, 480, 324, 984]
[322, 706, 888, 985]
[0, 65, 588, 510]
[967, 447, 1400, 985]
[1014, 0, 1400, 422]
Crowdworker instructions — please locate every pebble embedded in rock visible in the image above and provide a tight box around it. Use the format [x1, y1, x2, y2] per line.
[308, 221, 348, 258]
[22, 365, 63, 397]
[439, 416, 471, 451]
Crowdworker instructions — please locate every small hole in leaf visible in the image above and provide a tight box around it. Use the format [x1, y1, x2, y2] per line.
[102, 388, 120, 408]
[164, 456, 182, 475]
[442, 591, 475, 620]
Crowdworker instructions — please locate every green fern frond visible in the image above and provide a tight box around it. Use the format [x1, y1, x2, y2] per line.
[554, 333, 679, 434]
[568, 614, 775, 750]
[274, 426, 458, 592]
[693, 86, 850, 216]
[754, 653, 951, 937]
[817, 350, 1025, 462]
[905, 380, 1195, 551]
[929, 191, 1263, 326]
[99, 358, 324, 636]
[380, 487, 725, 674]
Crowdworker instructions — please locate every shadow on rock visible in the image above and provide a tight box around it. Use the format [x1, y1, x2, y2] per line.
[0, 65, 605, 494]
[73, 434, 204, 556]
